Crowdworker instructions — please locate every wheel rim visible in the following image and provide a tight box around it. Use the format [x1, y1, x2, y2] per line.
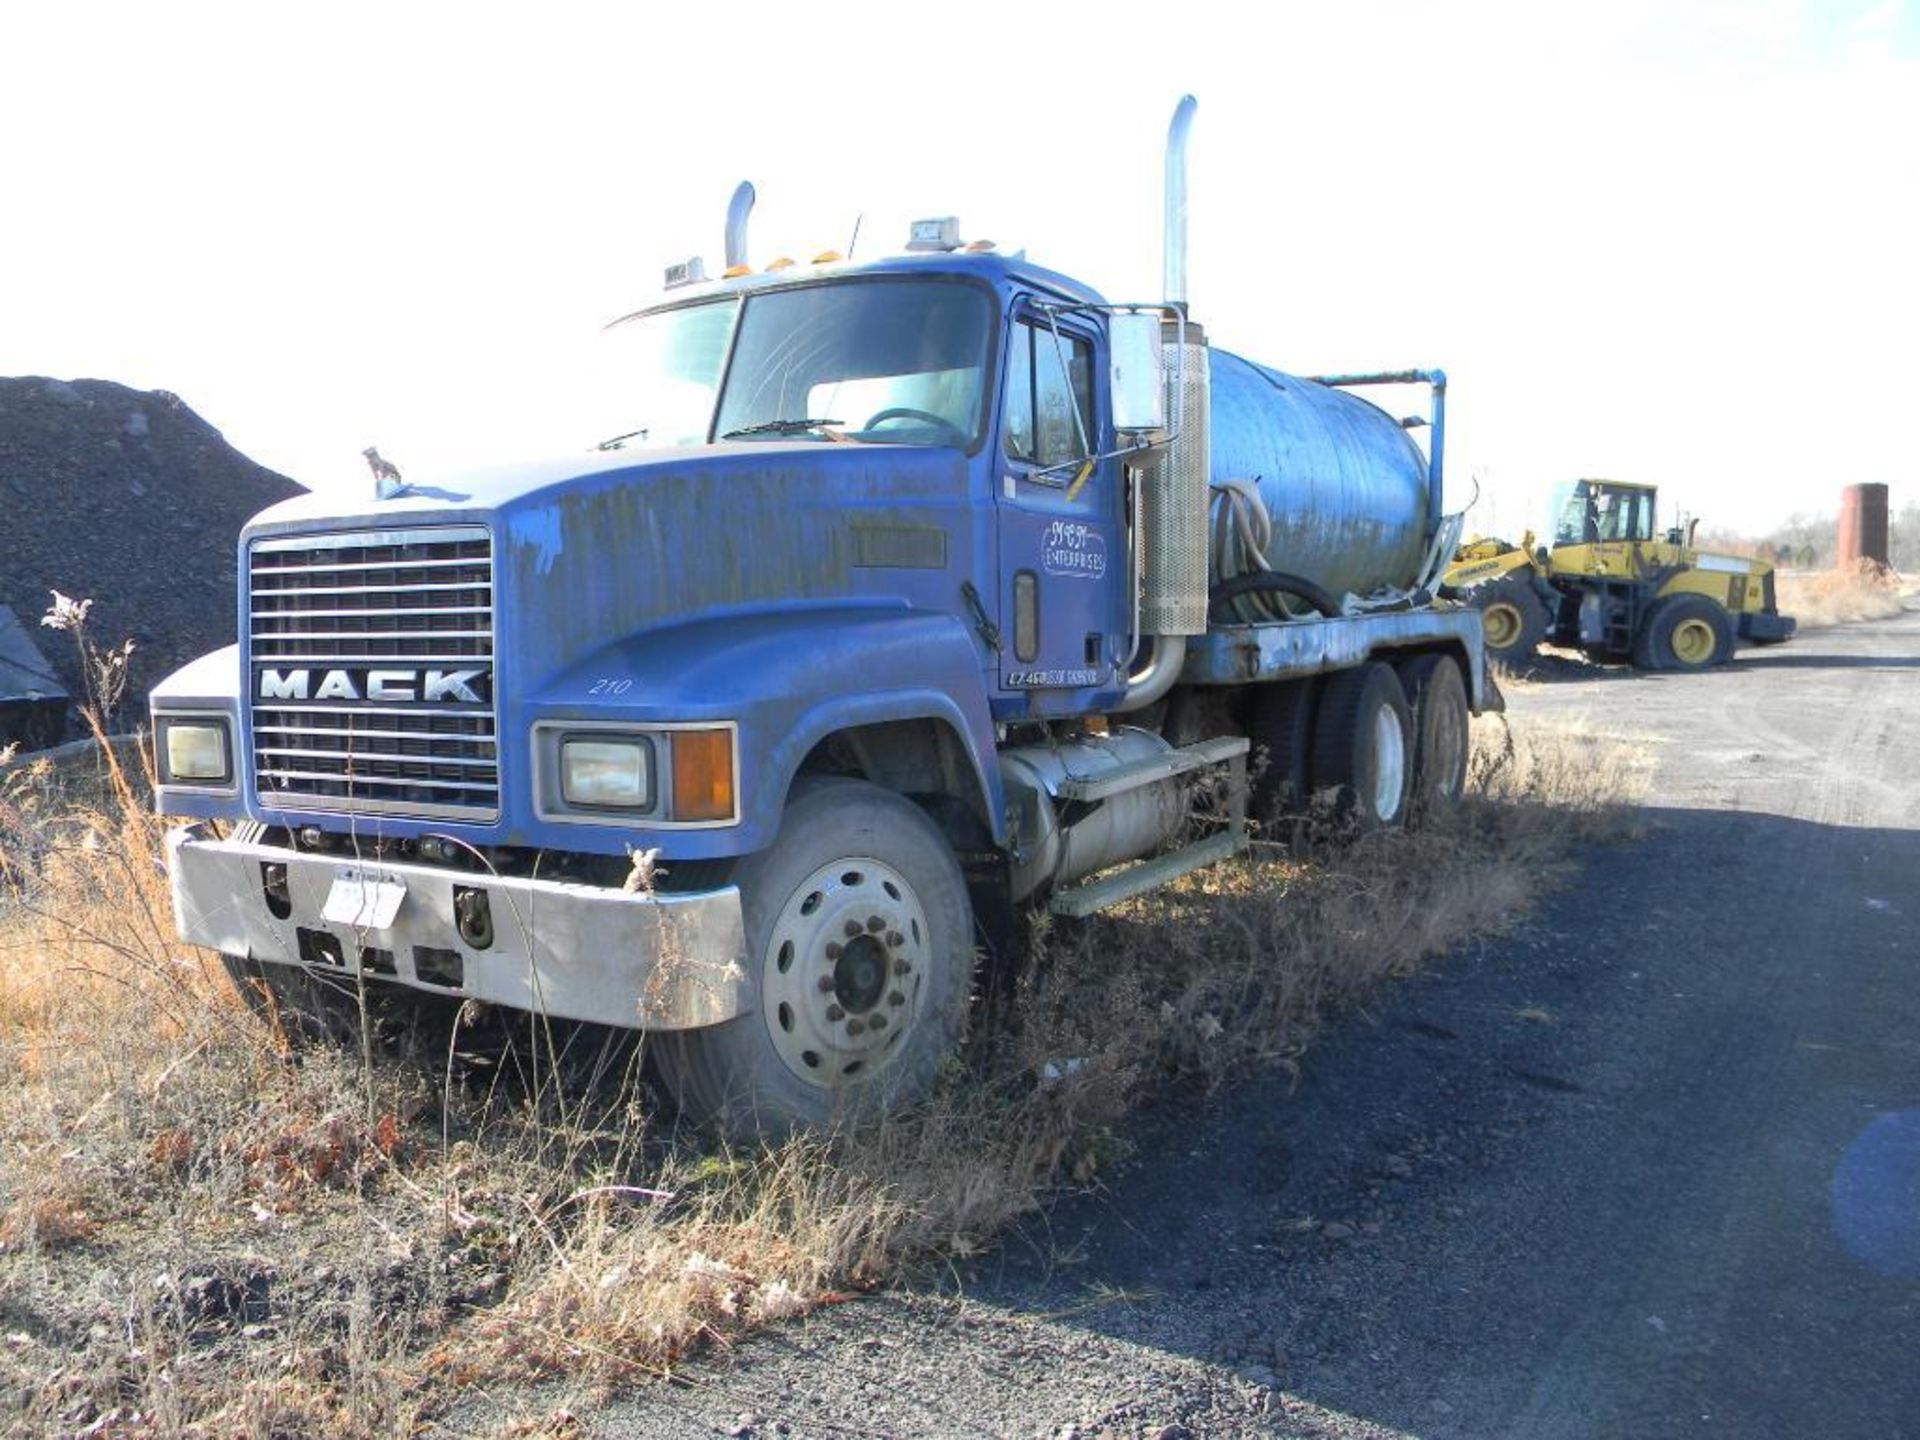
[1481, 600, 1523, 651]
[759, 855, 929, 1089]
[1372, 705, 1408, 820]
[1671, 617, 1716, 665]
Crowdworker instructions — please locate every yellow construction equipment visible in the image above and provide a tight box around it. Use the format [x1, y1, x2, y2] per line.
[1444, 479, 1795, 669]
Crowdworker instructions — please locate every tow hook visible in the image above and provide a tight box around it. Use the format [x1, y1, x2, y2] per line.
[453, 886, 494, 950]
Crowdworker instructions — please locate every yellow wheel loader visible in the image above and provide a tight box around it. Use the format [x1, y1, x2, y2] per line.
[1444, 479, 1795, 670]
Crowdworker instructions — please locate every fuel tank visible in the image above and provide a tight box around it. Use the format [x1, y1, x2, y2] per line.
[1208, 350, 1431, 599]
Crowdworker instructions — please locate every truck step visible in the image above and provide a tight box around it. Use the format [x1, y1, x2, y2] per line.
[1049, 830, 1245, 918]
[1054, 735, 1250, 802]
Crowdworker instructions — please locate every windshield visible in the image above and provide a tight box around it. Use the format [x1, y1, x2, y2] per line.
[599, 300, 736, 447]
[1553, 480, 1653, 544]
[716, 281, 991, 448]
[604, 279, 993, 451]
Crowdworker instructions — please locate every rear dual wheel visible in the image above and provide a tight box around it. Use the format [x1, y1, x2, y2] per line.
[1311, 662, 1414, 830]
[1398, 653, 1471, 818]
[1254, 657, 1471, 832]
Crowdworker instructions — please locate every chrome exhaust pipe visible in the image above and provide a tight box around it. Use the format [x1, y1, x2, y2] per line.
[725, 181, 756, 271]
[1113, 634, 1188, 713]
[1163, 95, 1197, 313]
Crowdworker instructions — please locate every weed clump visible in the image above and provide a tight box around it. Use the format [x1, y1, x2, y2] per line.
[1776, 560, 1912, 629]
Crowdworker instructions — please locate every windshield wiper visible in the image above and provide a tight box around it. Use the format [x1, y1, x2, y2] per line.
[596, 426, 650, 451]
[721, 417, 847, 440]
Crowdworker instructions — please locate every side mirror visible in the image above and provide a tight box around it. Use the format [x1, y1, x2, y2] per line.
[1109, 311, 1165, 435]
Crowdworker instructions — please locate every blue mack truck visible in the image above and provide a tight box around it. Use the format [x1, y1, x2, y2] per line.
[150, 99, 1495, 1133]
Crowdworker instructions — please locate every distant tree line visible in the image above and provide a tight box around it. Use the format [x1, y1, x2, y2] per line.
[1744, 501, 1920, 571]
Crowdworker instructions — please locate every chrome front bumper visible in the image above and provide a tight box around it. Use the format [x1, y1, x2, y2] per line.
[165, 824, 749, 1030]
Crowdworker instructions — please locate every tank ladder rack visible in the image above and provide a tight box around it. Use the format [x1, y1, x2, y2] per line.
[1049, 735, 1249, 918]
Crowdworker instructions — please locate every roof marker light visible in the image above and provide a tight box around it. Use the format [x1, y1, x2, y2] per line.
[811, 249, 844, 264]
[906, 217, 961, 252]
[963, 239, 997, 253]
[663, 257, 708, 289]
[765, 257, 795, 271]
[722, 263, 752, 279]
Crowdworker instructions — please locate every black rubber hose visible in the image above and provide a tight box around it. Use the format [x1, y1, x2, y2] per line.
[1207, 570, 1343, 623]
[1349, 587, 1434, 613]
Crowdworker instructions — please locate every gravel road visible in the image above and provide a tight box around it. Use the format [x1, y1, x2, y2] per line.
[484, 605, 1919, 1440]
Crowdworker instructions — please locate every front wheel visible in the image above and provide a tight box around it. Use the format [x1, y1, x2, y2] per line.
[652, 778, 974, 1136]
[1632, 594, 1734, 671]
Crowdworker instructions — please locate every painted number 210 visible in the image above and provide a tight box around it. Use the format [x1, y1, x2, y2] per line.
[588, 678, 633, 695]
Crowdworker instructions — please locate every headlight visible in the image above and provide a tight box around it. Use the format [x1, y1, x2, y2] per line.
[560, 737, 652, 809]
[161, 720, 230, 784]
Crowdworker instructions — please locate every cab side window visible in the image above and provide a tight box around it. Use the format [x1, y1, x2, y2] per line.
[1004, 319, 1092, 468]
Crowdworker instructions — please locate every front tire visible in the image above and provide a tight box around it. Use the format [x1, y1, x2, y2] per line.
[652, 778, 974, 1137]
[1632, 594, 1734, 671]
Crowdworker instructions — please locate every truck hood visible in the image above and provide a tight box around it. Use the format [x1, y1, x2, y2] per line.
[243, 440, 898, 529]
[240, 440, 979, 694]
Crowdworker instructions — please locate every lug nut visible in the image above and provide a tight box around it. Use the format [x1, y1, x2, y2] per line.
[885, 930, 904, 948]
[893, 959, 912, 975]
[825, 941, 843, 960]
[826, 1004, 845, 1022]
[866, 915, 886, 933]
[846, 1017, 866, 1036]
[888, 990, 906, 1007]
[817, 975, 836, 993]
[844, 920, 863, 939]
[868, 1013, 887, 1030]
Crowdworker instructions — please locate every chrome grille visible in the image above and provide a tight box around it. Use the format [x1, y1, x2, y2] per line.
[248, 526, 499, 820]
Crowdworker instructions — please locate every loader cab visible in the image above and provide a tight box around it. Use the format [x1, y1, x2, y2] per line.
[1551, 479, 1656, 547]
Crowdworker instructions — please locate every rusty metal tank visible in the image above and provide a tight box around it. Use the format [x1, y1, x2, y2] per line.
[1207, 349, 1432, 599]
[1837, 482, 1890, 567]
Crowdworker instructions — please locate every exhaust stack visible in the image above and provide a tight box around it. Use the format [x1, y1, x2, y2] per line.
[1118, 94, 1210, 712]
[1163, 95, 1197, 313]
[725, 182, 756, 271]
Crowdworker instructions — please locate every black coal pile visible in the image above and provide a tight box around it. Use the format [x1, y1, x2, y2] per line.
[0, 377, 303, 736]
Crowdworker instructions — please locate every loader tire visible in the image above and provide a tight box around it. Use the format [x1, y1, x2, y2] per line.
[1632, 594, 1734, 671]
[1310, 662, 1413, 831]
[1248, 676, 1319, 829]
[1470, 578, 1549, 664]
[1397, 653, 1471, 822]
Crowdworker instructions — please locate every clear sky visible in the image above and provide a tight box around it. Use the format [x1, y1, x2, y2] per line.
[3, 0, 1914, 540]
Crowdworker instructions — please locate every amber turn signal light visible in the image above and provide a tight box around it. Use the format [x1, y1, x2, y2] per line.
[671, 729, 735, 822]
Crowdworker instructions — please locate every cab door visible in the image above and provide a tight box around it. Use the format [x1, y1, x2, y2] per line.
[993, 307, 1129, 707]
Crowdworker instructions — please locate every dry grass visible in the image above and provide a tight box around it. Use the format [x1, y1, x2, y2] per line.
[0, 716, 1646, 1435]
[1776, 561, 1915, 629]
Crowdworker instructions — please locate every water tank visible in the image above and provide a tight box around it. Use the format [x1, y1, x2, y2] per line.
[1208, 350, 1431, 599]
